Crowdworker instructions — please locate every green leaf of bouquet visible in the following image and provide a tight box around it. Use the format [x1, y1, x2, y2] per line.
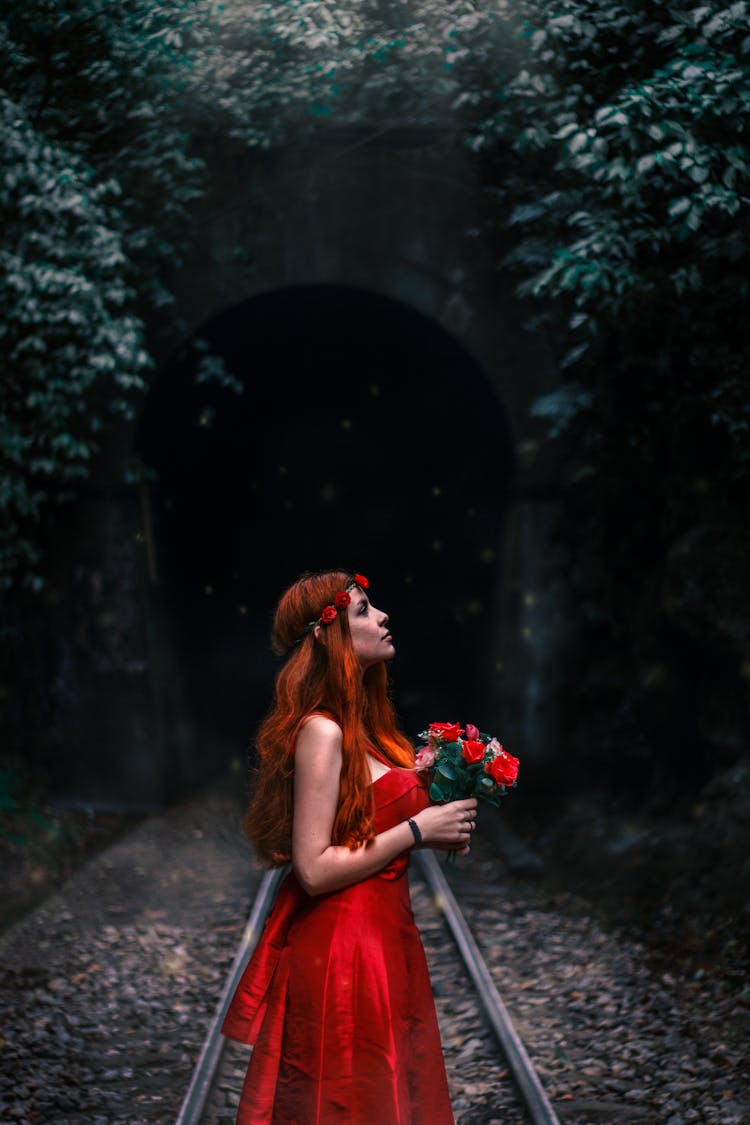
[437, 761, 458, 781]
[429, 781, 446, 802]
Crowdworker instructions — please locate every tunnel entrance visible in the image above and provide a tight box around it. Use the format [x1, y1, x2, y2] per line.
[135, 285, 513, 792]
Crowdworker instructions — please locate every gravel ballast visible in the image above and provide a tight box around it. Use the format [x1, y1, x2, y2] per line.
[1, 792, 748, 1124]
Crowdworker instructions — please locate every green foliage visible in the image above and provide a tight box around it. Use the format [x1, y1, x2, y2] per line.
[0, 90, 149, 590]
[480, 0, 750, 406]
[1, 0, 208, 592]
[490, 2, 750, 319]
[184, 1, 505, 144]
[470, 0, 750, 779]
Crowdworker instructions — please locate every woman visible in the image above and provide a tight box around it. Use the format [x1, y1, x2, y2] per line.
[222, 569, 478, 1124]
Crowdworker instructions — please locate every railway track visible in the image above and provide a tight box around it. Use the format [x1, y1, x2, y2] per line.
[2, 789, 744, 1123]
[175, 852, 561, 1125]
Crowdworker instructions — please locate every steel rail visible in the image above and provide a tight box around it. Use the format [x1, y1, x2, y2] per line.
[180, 852, 560, 1125]
[413, 848, 562, 1125]
[175, 866, 285, 1125]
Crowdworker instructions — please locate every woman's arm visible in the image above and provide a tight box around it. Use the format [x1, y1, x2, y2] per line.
[291, 715, 476, 896]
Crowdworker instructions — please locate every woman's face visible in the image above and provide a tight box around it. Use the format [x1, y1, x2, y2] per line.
[346, 586, 395, 671]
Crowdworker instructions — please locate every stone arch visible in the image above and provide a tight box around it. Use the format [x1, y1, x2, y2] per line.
[153, 128, 556, 449]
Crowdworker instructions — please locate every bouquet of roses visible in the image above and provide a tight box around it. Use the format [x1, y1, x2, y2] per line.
[414, 721, 519, 806]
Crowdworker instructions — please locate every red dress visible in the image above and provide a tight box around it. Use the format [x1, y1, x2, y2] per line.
[221, 758, 454, 1124]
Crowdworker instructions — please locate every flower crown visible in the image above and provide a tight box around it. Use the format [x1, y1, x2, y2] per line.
[302, 573, 369, 637]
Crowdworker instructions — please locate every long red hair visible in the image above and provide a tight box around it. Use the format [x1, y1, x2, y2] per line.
[244, 570, 415, 866]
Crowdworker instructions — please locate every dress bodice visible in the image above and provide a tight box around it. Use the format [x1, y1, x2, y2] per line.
[369, 765, 429, 879]
[222, 763, 428, 1043]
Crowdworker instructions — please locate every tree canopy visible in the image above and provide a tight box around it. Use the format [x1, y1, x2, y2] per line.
[1, 0, 207, 592]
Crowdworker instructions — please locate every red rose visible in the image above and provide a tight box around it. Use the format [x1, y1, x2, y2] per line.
[353, 573, 369, 589]
[485, 748, 519, 787]
[461, 739, 485, 764]
[429, 721, 463, 742]
[334, 591, 351, 608]
[320, 605, 337, 624]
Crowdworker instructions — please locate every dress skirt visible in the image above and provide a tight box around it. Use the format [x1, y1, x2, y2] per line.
[222, 766, 454, 1124]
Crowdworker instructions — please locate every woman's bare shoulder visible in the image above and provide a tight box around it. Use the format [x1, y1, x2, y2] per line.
[297, 712, 342, 744]
[295, 714, 342, 783]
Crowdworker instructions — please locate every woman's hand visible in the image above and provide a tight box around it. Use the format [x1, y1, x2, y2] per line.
[412, 798, 478, 856]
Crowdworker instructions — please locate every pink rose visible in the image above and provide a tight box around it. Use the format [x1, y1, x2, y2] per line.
[465, 723, 480, 741]
[414, 746, 436, 771]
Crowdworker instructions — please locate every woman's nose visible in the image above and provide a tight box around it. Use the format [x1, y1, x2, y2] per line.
[378, 608, 389, 625]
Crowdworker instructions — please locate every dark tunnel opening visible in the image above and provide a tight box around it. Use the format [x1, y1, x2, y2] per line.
[135, 285, 514, 794]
